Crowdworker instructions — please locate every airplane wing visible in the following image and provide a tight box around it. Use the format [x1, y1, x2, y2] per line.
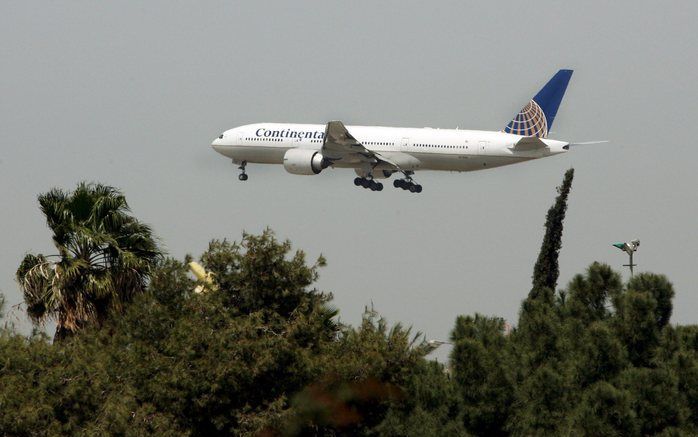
[321, 120, 371, 162]
[321, 120, 403, 170]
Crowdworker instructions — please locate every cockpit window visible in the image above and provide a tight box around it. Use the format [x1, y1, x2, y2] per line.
[218, 134, 224, 139]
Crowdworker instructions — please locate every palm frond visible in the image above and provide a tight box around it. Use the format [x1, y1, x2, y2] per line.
[20, 182, 163, 337]
[16, 254, 56, 323]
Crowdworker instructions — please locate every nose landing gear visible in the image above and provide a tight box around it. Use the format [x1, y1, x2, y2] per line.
[237, 161, 248, 181]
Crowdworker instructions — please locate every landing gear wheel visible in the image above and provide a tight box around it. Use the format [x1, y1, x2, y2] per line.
[415, 184, 422, 193]
[393, 179, 402, 189]
[355, 176, 385, 192]
[237, 160, 248, 181]
[409, 184, 417, 193]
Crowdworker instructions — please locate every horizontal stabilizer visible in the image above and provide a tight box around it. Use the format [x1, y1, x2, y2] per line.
[510, 136, 548, 151]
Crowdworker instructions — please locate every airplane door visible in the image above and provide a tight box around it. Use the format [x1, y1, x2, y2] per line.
[478, 141, 488, 154]
[400, 137, 410, 150]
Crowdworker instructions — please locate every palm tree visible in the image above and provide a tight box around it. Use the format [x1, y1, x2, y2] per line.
[16, 182, 161, 341]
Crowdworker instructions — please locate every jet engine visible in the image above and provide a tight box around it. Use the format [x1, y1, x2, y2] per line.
[283, 148, 329, 175]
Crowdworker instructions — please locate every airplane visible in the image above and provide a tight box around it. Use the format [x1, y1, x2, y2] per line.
[211, 69, 596, 193]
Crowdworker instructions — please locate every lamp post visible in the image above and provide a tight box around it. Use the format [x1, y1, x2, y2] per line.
[612, 239, 640, 276]
[188, 261, 218, 293]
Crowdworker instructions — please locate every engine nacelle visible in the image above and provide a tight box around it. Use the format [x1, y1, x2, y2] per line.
[283, 148, 328, 175]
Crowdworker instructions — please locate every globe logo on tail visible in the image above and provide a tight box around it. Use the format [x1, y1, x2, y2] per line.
[504, 99, 548, 138]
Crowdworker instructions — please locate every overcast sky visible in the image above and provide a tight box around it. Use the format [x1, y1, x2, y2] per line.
[2, 2, 697, 361]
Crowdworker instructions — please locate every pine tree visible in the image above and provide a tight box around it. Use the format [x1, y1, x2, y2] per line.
[449, 314, 512, 436]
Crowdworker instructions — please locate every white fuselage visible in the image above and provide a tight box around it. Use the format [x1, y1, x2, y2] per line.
[211, 123, 568, 175]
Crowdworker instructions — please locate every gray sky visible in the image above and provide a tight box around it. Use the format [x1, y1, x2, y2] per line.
[2, 2, 697, 361]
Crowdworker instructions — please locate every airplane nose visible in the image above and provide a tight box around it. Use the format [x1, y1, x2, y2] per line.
[211, 134, 228, 155]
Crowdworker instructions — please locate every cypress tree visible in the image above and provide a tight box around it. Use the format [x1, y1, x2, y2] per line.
[531, 168, 574, 295]
[508, 169, 575, 433]
[516, 169, 576, 366]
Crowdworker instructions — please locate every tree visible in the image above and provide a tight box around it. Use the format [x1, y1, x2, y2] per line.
[531, 168, 574, 295]
[613, 289, 662, 367]
[617, 367, 687, 435]
[6, 175, 698, 435]
[626, 273, 675, 329]
[572, 322, 628, 388]
[507, 364, 571, 435]
[375, 360, 467, 436]
[515, 169, 575, 368]
[284, 309, 435, 436]
[449, 314, 512, 436]
[565, 262, 623, 325]
[506, 169, 577, 434]
[568, 382, 639, 436]
[16, 182, 161, 340]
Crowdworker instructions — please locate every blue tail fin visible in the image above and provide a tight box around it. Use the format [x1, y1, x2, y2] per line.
[504, 69, 573, 138]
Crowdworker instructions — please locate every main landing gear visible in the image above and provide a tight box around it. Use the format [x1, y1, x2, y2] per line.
[237, 161, 248, 181]
[393, 179, 422, 193]
[354, 177, 383, 191]
[353, 169, 423, 194]
[393, 172, 422, 193]
[353, 176, 422, 193]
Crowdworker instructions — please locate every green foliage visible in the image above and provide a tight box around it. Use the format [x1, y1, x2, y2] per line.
[508, 364, 570, 435]
[505, 170, 577, 433]
[16, 182, 161, 340]
[568, 381, 639, 436]
[514, 289, 562, 369]
[572, 322, 628, 387]
[614, 289, 664, 367]
[1, 231, 436, 436]
[450, 314, 511, 436]
[459, 265, 694, 436]
[378, 360, 466, 436]
[531, 167, 574, 293]
[566, 262, 622, 325]
[447, 168, 698, 436]
[626, 273, 675, 328]
[199, 231, 335, 348]
[617, 367, 687, 435]
[285, 310, 433, 435]
[4, 175, 698, 436]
